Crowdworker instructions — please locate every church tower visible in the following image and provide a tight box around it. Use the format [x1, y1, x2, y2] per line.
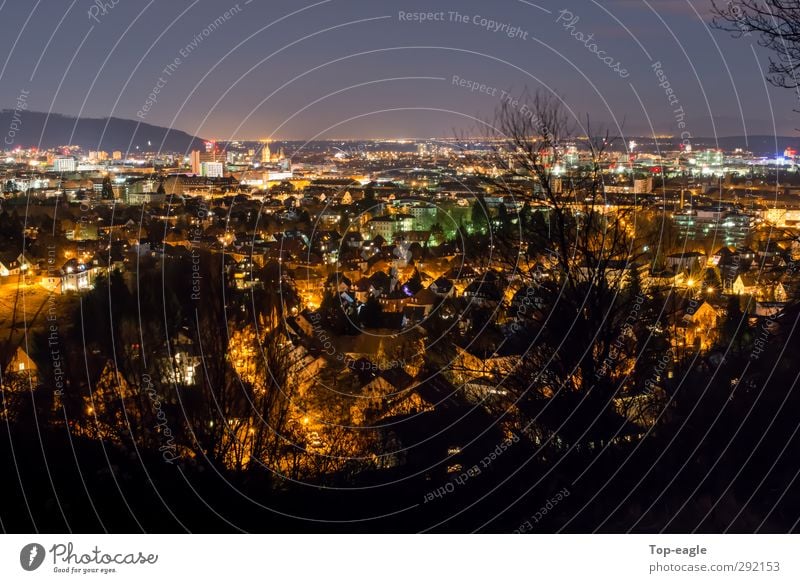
[260, 139, 271, 164]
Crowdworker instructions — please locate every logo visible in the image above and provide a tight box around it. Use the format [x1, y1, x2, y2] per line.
[20, 543, 46, 571]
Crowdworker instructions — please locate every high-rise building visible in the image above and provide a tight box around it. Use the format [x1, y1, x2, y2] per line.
[634, 177, 653, 194]
[53, 157, 76, 172]
[191, 150, 202, 175]
[191, 149, 221, 175]
[673, 207, 753, 247]
[201, 161, 224, 178]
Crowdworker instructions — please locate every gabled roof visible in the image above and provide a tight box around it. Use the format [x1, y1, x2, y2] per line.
[430, 276, 453, 292]
[0, 251, 20, 266]
[667, 251, 705, 258]
[354, 277, 372, 292]
[412, 288, 438, 306]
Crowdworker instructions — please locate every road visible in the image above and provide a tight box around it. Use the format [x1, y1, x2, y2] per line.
[0, 276, 71, 340]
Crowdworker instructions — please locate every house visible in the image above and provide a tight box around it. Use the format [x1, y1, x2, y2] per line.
[326, 272, 352, 294]
[401, 305, 428, 328]
[4, 346, 37, 382]
[712, 246, 735, 266]
[463, 376, 509, 402]
[359, 367, 416, 411]
[98, 217, 136, 236]
[286, 344, 326, 396]
[409, 288, 437, 315]
[367, 270, 392, 297]
[60, 258, 104, 293]
[735, 246, 757, 263]
[646, 269, 681, 291]
[755, 302, 784, 317]
[463, 272, 502, 306]
[0, 252, 21, 277]
[291, 267, 325, 306]
[348, 277, 368, 303]
[291, 310, 318, 337]
[444, 265, 477, 287]
[578, 260, 648, 288]
[676, 299, 719, 351]
[429, 276, 454, 298]
[510, 286, 547, 317]
[379, 289, 412, 313]
[666, 251, 706, 273]
[732, 273, 760, 296]
[449, 346, 521, 386]
[342, 231, 364, 249]
[775, 280, 789, 302]
[757, 241, 785, 262]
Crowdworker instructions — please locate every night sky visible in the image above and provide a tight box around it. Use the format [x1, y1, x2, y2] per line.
[0, 0, 795, 140]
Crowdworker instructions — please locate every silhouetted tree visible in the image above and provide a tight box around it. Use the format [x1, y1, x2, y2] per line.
[712, 1, 800, 104]
[101, 175, 114, 200]
[467, 90, 670, 448]
[471, 196, 489, 235]
[359, 295, 383, 328]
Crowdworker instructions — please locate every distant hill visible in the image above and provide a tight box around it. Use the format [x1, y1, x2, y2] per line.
[690, 135, 800, 156]
[0, 110, 205, 153]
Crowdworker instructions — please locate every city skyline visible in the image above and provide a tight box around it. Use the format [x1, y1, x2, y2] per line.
[4, 0, 800, 552]
[0, 1, 797, 139]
